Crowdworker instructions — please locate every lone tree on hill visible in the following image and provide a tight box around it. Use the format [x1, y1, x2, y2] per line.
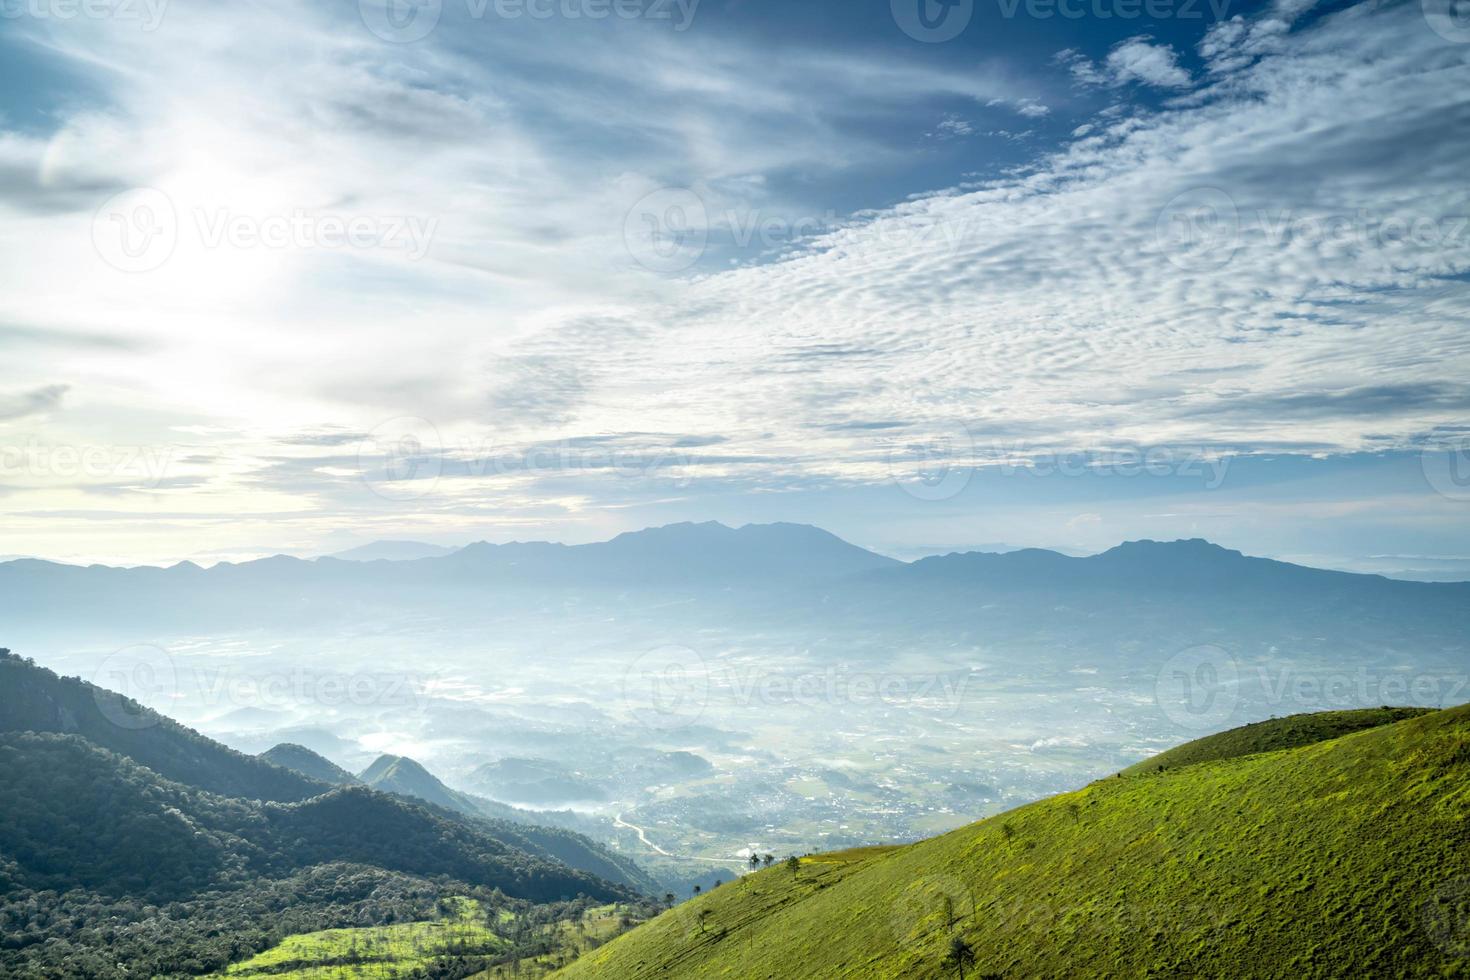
[762, 854, 774, 868]
[786, 856, 800, 874]
[944, 936, 976, 980]
[749, 854, 760, 870]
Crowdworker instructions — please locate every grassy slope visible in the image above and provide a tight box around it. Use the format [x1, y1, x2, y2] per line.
[211, 897, 501, 979]
[556, 706, 1470, 979]
[1121, 706, 1434, 775]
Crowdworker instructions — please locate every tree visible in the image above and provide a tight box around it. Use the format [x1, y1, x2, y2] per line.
[663, 893, 675, 909]
[749, 854, 760, 871]
[944, 936, 976, 980]
[785, 856, 800, 874]
[692, 885, 701, 896]
[762, 854, 774, 868]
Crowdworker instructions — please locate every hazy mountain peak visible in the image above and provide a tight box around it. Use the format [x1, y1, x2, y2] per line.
[261, 743, 359, 786]
[328, 541, 456, 562]
[1101, 538, 1243, 559]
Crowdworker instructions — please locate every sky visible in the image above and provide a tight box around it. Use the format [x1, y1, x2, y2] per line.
[1, 0, 1469, 573]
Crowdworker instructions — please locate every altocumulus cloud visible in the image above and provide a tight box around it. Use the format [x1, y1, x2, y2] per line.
[0, 0, 1466, 557]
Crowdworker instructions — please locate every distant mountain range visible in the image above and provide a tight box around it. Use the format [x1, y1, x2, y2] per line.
[2, 522, 1466, 655]
[328, 541, 456, 562]
[5, 520, 1467, 592]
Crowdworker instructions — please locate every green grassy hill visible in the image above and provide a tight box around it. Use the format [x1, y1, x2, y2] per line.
[1120, 706, 1434, 775]
[555, 705, 1470, 979]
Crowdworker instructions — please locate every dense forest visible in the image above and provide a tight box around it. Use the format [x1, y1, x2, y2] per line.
[0, 650, 649, 978]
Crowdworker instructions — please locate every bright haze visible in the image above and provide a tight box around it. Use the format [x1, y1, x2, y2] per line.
[1, 0, 1468, 574]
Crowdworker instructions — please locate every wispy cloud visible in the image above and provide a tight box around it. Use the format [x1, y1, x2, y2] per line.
[0, 0, 1465, 561]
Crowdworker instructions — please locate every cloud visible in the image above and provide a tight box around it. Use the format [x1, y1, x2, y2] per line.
[928, 115, 976, 140]
[0, 0, 1466, 560]
[0, 385, 68, 422]
[1104, 37, 1192, 89]
[1200, 0, 1321, 74]
[1059, 37, 1192, 91]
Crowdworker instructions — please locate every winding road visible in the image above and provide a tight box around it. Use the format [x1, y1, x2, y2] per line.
[613, 813, 673, 857]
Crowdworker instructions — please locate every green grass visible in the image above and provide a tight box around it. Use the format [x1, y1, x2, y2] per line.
[554, 705, 1470, 979]
[469, 904, 648, 978]
[1120, 706, 1434, 775]
[212, 897, 503, 979]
